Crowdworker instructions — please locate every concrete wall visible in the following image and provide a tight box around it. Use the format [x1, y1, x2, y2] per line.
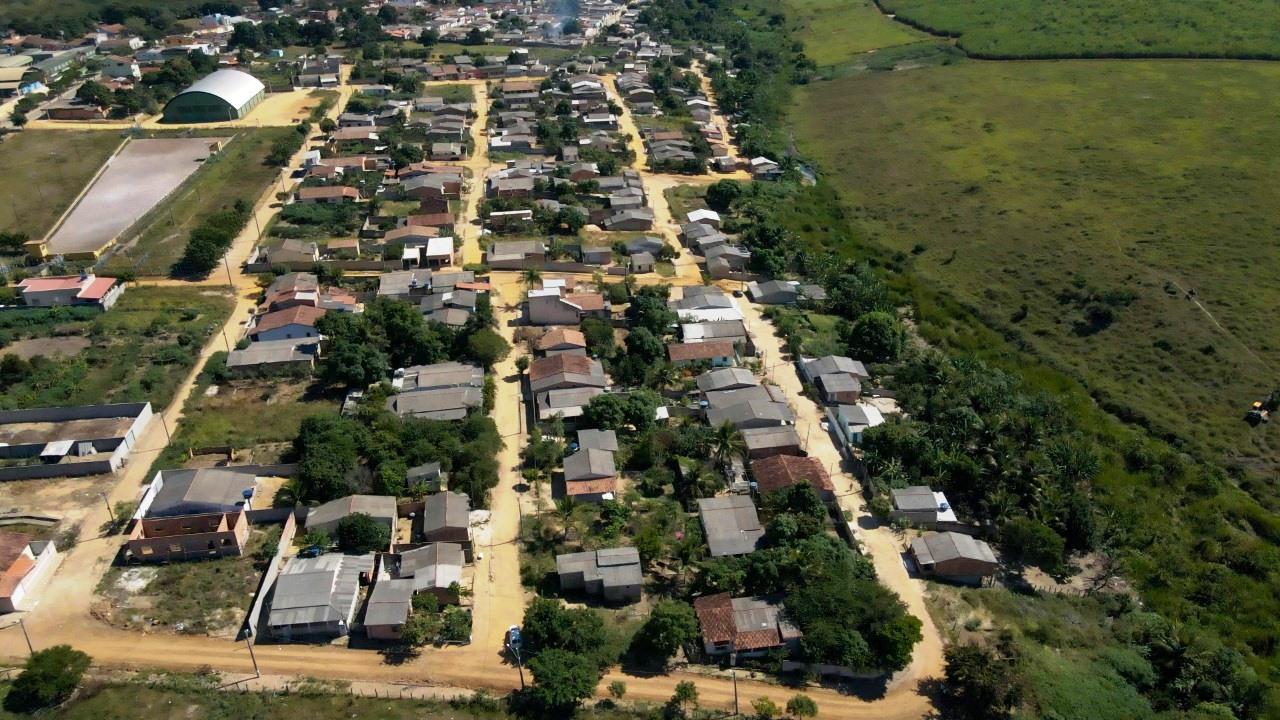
[242, 511, 297, 640]
[126, 510, 248, 562]
[0, 460, 116, 482]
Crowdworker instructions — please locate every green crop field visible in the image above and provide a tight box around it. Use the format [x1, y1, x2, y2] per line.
[100, 128, 295, 277]
[879, 0, 1280, 58]
[792, 59, 1280, 475]
[0, 131, 123, 243]
[783, 0, 927, 65]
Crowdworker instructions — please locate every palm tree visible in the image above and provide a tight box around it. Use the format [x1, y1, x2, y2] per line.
[521, 268, 542, 289]
[710, 421, 746, 470]
[555, 496, 577, 526]
[648, 362, 680, 392]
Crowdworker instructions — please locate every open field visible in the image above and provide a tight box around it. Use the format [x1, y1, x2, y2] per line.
[783, 0, 927, 65]
[0, 287, 234, 411]
[45, 137, 223, 259]
[879, 0, 1280, 58]
[0, 131, 123, 242]
[793, 59, 1280, 474]
[99, 128, 294, 277]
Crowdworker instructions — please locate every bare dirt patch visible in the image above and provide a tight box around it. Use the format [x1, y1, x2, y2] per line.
[2, 335, 90, 360]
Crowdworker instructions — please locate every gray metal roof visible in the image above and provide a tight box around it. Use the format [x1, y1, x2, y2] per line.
[401, 361, 483, 391]
[398, 542, 464, 591]
[423, 491, 469, 534]
[697, 368, 758, 393]
[306, 494, 397, 531]
[706, 399, 793, 429]
[564, 448, 616, 481]
[148, 467, 257, 518]
[364, 578, 414, 627]
[227, 338, 317, 368]
[268, 553, 373, 628]
[406, 462, 443, 481]
[698, 496, 765, 557]
[740, 426, 801, 450]
[386, 386, 482, 419]
[705, 385, 786, 410]
[175, 69, 265, 109]
[912, 532, 997, 565]
[576, 429, 618, 452]
[892, 486, 941, 512]
[556, 547, 640, 590]
[803, 355, 868, 380]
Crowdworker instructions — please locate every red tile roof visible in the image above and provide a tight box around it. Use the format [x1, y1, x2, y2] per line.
[250, 305, 326, 336]
[537, 328, 587, 351]
[298, 186, 359, 201]
[528, 353, 595, 381]
[563, 292, 605, 311]
[18, 276, 86, 292]
[566, 478, 617, 496]
[667, 340, 736, 363]
[693, 593, 735, 643]
[406, 212, 455, 228]
[750, 455, 834, 495]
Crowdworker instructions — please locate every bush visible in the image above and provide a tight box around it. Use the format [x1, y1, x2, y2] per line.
[3, 645, 91, 713]
[1001, 516, 1066, 574]
[335, 512, 391, 553]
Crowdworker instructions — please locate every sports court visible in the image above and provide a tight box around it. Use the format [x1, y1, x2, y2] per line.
[44, 137, 228, 258]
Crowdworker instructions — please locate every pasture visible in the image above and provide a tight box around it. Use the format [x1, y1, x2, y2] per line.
[0, 131, 123, 244]
[879, 0, 1280, 58]
[783, 0, 927, 65]
[791, 60, 1280, 473]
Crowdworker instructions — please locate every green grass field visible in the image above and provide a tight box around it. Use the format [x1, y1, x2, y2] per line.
[879, 0, 1280, 58]
[100, 128, 295, 277]
[793, 60, 1280, 475]
[0, 287, 233, 411]
[783, 0, 927, 65]
[0, 131, 123, 243]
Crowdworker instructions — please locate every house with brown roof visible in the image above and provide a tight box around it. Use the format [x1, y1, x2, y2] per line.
[562, 447, 618, 503]
[693, 593, 802, 661]
[0, 531, 57, 613]
[537, 328, 588, 356]
[297, 186, 360, 204]
[527, 288, 609, 326]
[248, 305, 326, 342]
[750, 455, 834, 502]
[528, 354, 608, 394]
[667, 340, 737, 367]
[911, 532, 998, 585]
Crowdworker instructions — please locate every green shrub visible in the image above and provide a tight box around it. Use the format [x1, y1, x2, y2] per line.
[3, 645, 91, 713]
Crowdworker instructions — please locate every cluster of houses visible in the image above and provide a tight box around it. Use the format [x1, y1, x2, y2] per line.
[679, 209, 754, 280]
[228, 273, 358, 376]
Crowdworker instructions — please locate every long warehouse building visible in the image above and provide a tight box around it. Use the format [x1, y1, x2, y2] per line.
[162, 68, 265, 123]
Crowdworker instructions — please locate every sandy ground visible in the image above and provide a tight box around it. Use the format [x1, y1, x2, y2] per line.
[24, 88, 331, 132]
[44, 137, 226, 255]
[0, 68, 947, 720]
[0, 336, 90, 360]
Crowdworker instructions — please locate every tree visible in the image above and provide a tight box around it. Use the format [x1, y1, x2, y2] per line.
[752, 696, 781, 719]
[631, 600, 698, 664]
[942, 643, 1022, 720]
[846, 311, 905, 363]
[711, 421, 746, 469]
[319, 117, 336, 132]
[75, 79, 112, 107]
[463, 27, 487, 45]
[335, 512, 390, 553]
[786, 694, 818, 718]
[465, 327, 510, 368]
[705, 179, 742, 211]
[376, 3, 398, 24]
[581, 393, 627, 431]
[229, 21, 264, 50]
[295, 415, 363, 502]
[669, 680, 698, 716]
[1000, 516, 1065, 573]
[580, 318, 616, 358]
[527, 648, 598, 712]
[521, 268, 542, 288]
[608, 679, 626, 699]
[624, 327, 665, 364]
[419, 28, 439, 46]
[515, 355, 530, 374]
[3, 645, 91, 713]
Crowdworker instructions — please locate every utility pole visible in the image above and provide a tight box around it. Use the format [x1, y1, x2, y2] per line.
[244, 635, 260, 678]
[101, 493, 115, 524]
[732, 667, 739, 716]
[223, 254, 235, 289]
[158, 413, 171, 441]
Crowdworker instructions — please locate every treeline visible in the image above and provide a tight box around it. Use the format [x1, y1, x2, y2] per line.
[0, 0, 240, 38]
[173, 199, 251, 277]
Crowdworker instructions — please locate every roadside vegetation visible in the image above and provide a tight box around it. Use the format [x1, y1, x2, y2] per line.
[0, 287, 232, 411]
[879, 0, 1280, 58]
[647, 0, 1280, 714]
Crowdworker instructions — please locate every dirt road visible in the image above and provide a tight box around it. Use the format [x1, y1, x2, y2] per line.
[0, 70, 945, 720]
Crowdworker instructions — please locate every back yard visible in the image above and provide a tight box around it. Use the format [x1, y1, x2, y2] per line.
[0, 286, 233, 411]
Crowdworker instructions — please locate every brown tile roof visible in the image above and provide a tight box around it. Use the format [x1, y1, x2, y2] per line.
[406, 212, 455, 228]
[537, 328, 587, 351]
[563, 292, 605, 311]
[298, 185, 359, 200]
[528, 353, 595, 381]
[0, 531, 33, 598]
[566, 478, 617, 496]
[693, 593, 735, 643]
[751, 455, 834, 495]
[667, 340, 736, 363]
[251, 305, 326, 335]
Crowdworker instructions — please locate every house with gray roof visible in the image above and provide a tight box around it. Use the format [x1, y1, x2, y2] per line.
[556, 546, 642, 603]
[911, 531, 998, 584]
[395, 361, 483, 392]
[143, 467, 258, 519]
[698, 495, 765, 557]
[386, 386, 483, 420]
[305, 494, 398, 539]
[364, 578, 414, 641]
[563, 448, 618, 503]
[406, 462, 446, 492]
[740, 426, 803, 459]
[745, 280, 799, 305]
[226, 338, 319, 376]
[396, 542, 465, 603]
[891, 487, 958, 529]
[706, 396, 794, 431]
[697, 368, 759, 393]
[267, 553, 375, 640]
[576, 429, 618, 452]
[422, 491, 470, 547]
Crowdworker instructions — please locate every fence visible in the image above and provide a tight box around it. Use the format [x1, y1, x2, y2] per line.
[241, 511, 297, 640]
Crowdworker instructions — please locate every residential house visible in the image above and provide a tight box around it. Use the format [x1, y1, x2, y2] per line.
[745, 279, 799, 305]
[363, 577, 415, 641]
[529, 354, 608, 395]
[693, 593, 802, 660]
[406, 462, 447, 493]
[537, 387, 604, 422]
[248, 305, 325, 342]
[0, 532, 57, 612]
[687, 208, 721, 228]
[267, 238, 320, 265]
[297, 186, 360, 204]
[305, 494, 398, 539]
[667, 340, 737, 368]
[377, 269, 434, 301]
[680, 320, 754, 355]
[396, 542, 465, 603]
[890, 487, 958, 529]
[697, 495, 765, 557]
[740, 426, 803, 459]
[629, 252, 655, 273]
[527, 288, 609, 326]
[421, 491, 471, 547]
[563, 448, 617, 503]
[830, 403, 885, 447]
[749, 156, 782, 180]
[267, 553, 375, 640]
[751, 455, 835, 502]
[696, 368, 758, 393]
[486, 239, 545, 269]
[911, 532, 998, 585]
[385, 386, 483, 420]
[537, 328, 588, 356]
[575, 428, 618, 453]
[17, 274, 123, 310]
[601, 208, 655, 231]
[556, 547, 642, 603]
[226, 338, 319, 376]
[394, 361, 484, 392]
